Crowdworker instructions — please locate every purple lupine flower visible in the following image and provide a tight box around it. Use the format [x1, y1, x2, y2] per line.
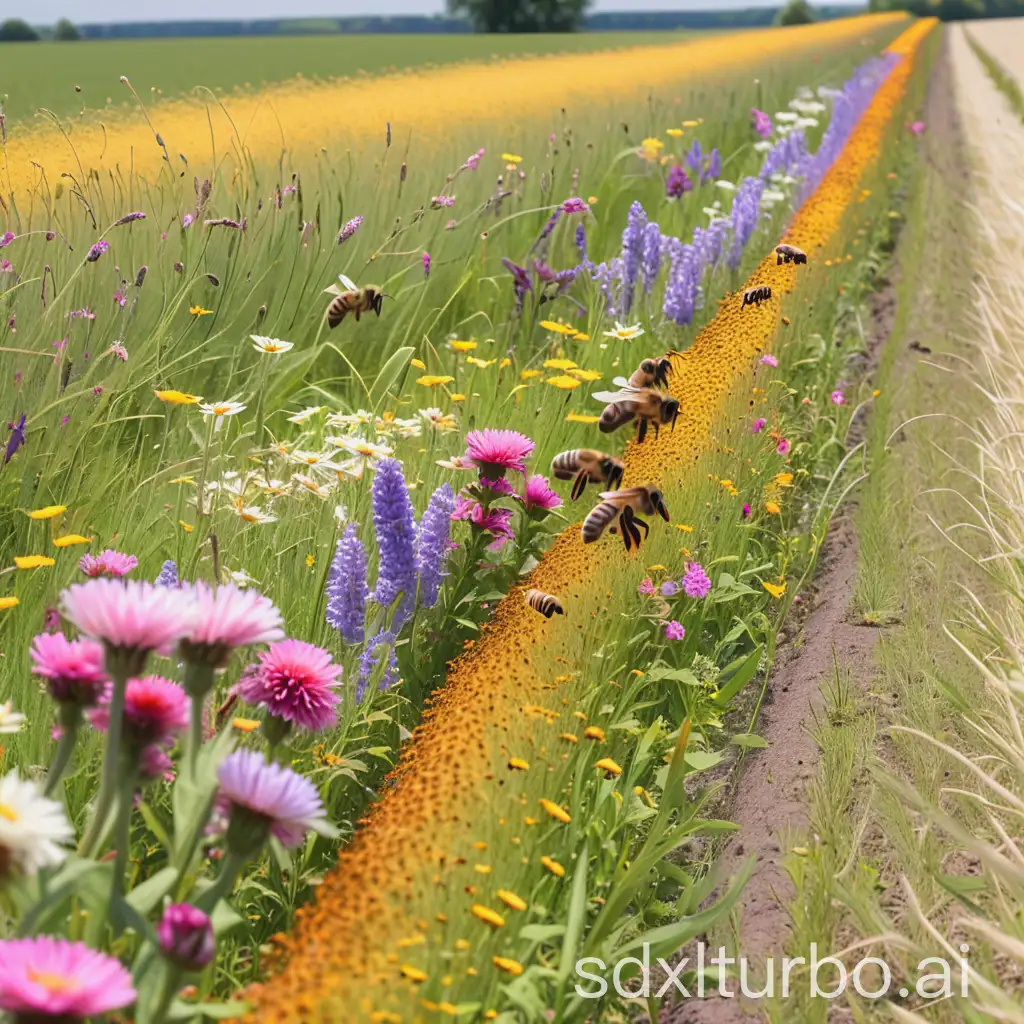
[370, 459, 418, 629]
[682, 562, 712, 599]
[155, 560, 178, 588]
[337, 212, 362, 242]
[422, 251, 431, 279]
[666, 164, 693, 200]
[501, 257, 532, 309]
[326, 523, 368, 644]
[703, 219, 728, 267]
[751, 108, 773, 139]
[726, 176, 765, 271]
[357, 628, 397, 699]
[4, 413, 26, 466]
[575, 224, 588, 262]
[561, 197, 588, 214]
[86, 240, 109, 263]
[620, 201, 647, 316]
[113, 211, 146, 226]
[416, 483, 456, 609]
[684, 139, 703, 174]
[641, 222, 663, 295]
[0, 231, 14, 247]
[703, 148, 722, 184]
[663, 238, 701, 326]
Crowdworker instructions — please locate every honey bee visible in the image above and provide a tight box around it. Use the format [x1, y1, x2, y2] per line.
[525, 589, 565, 618]
[582, 486, 671, 552]
[592, 386, 680, 443]
[618, 356, 673, 390]
[551, 449, 625, 501]
[775, 243, 807, 266]
[324, 273, 392, 328]
[741, 285, 772, 309]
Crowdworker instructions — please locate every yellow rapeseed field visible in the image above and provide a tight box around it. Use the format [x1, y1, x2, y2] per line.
[0, 15, 906, 202]
[241, 18, 935, 1023]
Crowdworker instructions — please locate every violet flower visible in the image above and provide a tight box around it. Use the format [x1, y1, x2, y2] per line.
[416, 483, 456, 609]
[326, 523, 368, 644]
[666, 164, 693, 199]
[620, 201, 647, 316]
[155, 560, 178, 588]
[751, 108, 773, 139]
[4, 413, 26, 466]
[422, 251, 431, 279]
[113, 211, 146, 226]
[641, 222, 662, 295]
[86, 240, 109, 263]
[370, 459, 418, 629]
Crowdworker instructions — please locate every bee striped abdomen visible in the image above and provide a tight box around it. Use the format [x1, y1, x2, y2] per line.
[741, 285, 772, 309]
[525, 589, 564, 618]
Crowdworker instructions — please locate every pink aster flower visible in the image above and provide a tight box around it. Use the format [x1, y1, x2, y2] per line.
[217, 748, 329, 850]
[475, 506, 515, 551]
[180, 583, 284, 667]
[91, 676, 189, 749]
[682, 562, 712, 599]
[665, 620, 686, 641]
[561, 197, 589, 214]
[759, 354, 778, 368]
[831, 390, 845, 406]
[157, 903, 215, 971]
[464, 428, 535, 478]
[0, 936, 135, 1019]
[909, 120, 925, 135]
[478, 476, 516, 498]
[751, 417, 767, 434]
[236, 639, 342, 732]
[777, 438, 791, 455]
[30, 632, 108, 706]
[522, 474, 562, 513]
[78, 549, 138, 579]
[60, 579, 196, 660]
[637, 578, 656, 596]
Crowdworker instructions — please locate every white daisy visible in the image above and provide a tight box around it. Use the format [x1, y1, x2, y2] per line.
[251, 335, 295, 355]
[228, 568, 261, 588]
[418, 407, 459, 433]
[333, 504, 348, 526]
[291, 473, 335, 499]
[389, 417, 423, 440]
[0, 701, 26, 735]
[326, 409, 374, 431]
[199, 400, 246, 431]
[0, 771, 74, 875]
[436, 454, 476, 471]
[774, 111, 799, 123]
[326, 436, 394, 463]
[287, 450, 344, 475]
[286, 406, 323, 424]
[602, 322, 645, 342]
[234, 504, 277, 525]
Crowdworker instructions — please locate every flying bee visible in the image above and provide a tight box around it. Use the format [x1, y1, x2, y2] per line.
[324, 273, 392, 328]
[582, 486, 671, 552]
[551, 448, 625, 501]
[618, 356, 672, 390]
[525, 589, 565, 618]
[592, 386, 680, 444]
[741, 285, 772, 310]
[775, 243, 807, 266]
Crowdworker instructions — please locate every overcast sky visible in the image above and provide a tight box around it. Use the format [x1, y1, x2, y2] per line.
[27, 0, 858, 27]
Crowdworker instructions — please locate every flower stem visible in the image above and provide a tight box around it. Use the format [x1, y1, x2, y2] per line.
[151, 964, 183, 1024]
[79, 668, 128, 857]
[196, 849, 246, 914]
[43, 710, 80, 798]
[111, 764, 140, 905]
[195, 413, 216, 519]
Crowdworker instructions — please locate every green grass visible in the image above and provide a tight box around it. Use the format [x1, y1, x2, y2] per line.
[965, 29, 1024, 124]
[0, 30, 683, 127]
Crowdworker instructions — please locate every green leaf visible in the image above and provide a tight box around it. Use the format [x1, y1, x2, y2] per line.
[713, 645, 763, 708]
[731, 733, 769, 749]
[370, 346, 415, 409]
[126, 866, 179, 916]
[455, 617, 480, 631]
[684, 750, 724, 771]
[168, 999, 250, 1020]
[210, 900, 245, 937]
[556, 847, 590, 990]
[519, 923, 566, 942]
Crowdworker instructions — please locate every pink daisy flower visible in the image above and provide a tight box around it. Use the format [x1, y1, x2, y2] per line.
[180, 583, 284, 666]
[78, 549, 138, 578]
[236, 639, 342, 732]
[0, 936, 135, 1019]
[665, 620, 686, 640]
[91, 676, 189, 748]
[758, 354, 778, 368]
[682, 562, 712, 599]
[831, 390, 845, 406]
[60, 579, 196, 659]
[464, 428, 535, 478]
[29, 632, 107, 706]
[637, 578, 656, 596]
[522, 474, 562, 513]
[452, 499, 516, 550]
[751, 417, 767, 434]
[777, 438, 791, 455]
[217, 748, 329, 849]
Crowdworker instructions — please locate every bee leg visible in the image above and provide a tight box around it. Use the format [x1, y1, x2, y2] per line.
[619, 511, 633, 552]
[354, 309, 361, 321]
[671, 408, 679, 433]
[571, 471, 588, 503]
[609, 465, 624, 490]
[653, 421, 660, 440]
[637, 419, 648, 444]
[777, 254, 783, 265]
[625, 508, 645, 550]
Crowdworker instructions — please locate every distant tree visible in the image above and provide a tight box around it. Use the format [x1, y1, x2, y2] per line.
[53, 17, 80, 40]
[775, 0, 816, 24]
[447, 0, 590, 32]
[0, 18, 40, 41]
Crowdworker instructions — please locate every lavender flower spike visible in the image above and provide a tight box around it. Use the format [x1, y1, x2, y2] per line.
[155, 560, 178, 588]
[337, 215, 363, 244]
[357, 628, 398, 699]
[620, 201, 647, 316]
[641, 222, 663, 295]
[113, 211, 146, 226]
[326, 523, 368, 644]
[370, 459, 418, 629]
[416, 483, 456, 609]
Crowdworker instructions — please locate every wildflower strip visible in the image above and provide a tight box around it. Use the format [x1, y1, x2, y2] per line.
[241, 18, 935, 1021]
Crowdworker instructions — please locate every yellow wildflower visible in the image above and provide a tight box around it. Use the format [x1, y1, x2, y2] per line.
[558, 732, 579, 743]
[544, 358, 577, 370]
[572, 332, 590, 342]
[520, 369, 543, 380]
[400, 964, 427, 983]
[53, 535, 93, 548]
[0, 597, 19, 611]
[454, 939, 471, 951]
[501, 153, 522, 164]
[15, 555, 54, 569]
[584, 726, 606, 742]
[762, 580, 787, 599]
[27, 505, 66, 520]
[305, 554, 316, 567]
[466, 357, 496, 369]
[539, 798, 571, 824]
[155, 389, 201, 405]
[539, 321, 577, 336]
[775, 472, 794, 487]
[474, 864, 492, 875]
[873, 388, 881, 397]
[765, 501, 781, 514]
[492, 957, 524, 976]
[499, 358, 511, 369]
[232, 718, 261, 733]
[450, 340, 477, 352]
[416, 375, 455, 387]
[666, 128, 684, 137]
[410, 358, 426, 369]
[682, 119, 700, 127]
[180, 521, 194, 533]
[496, 890, 527, 912]
[566, 412, 600, 424]
[568, 368, 601, 382]
[546, 375, 580, 390]
[507, 757, 529, 771]
[471, 905, 505, 928]
[587, 196, 599, 205]
[449, 393, 466, 403]
[540, 855, 565, 877]
[595, 757, 623, 776]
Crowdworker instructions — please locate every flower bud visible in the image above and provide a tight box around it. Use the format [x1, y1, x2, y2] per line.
[157, 903, 215, 971]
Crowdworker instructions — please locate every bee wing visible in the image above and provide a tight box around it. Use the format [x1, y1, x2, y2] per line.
[338, 273, 359, 291]
[612, 376, 632, 388]
[597, 487, 649, 500]
[592, 387, 640, 404]
[324, 284, 344, 297]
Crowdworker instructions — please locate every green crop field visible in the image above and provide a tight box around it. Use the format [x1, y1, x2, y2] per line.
[0, 31, 678, 127]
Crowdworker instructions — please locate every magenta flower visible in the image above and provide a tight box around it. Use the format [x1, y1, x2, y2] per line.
[140, 743, 175, 782]
[909, 120, 925, 135]
[85, 240, 109, 263]
[665, 620, 686, 640]
[742, 503, 751, 519]
[236, 639, 342, 732]
[182, 213, 195, 228]
[337, 215, 363, 244]
[113, 287, 126, 308]
[217, 748, 329, 850]
[464, 428, 535, 478]
[522, 474, 562, 513]
[751, 107, 773, 139]
[60, 579, 196, 658]
[91, 675, 189, 748]
[479, 476, 516, 498]
[180, 583, 284, 667]
[462, 147, 485, 171]
[682, 562, 712, 599]
[431, 195, 456, 208]
[157, 904, 215, 971]
[78, 549, 138, 579]
[637, 578, 656, 596]
[476, 506, 515, 551]
[110, 342, 128, 362]
[777, 438, 791, 455]
[831, 390, 845, 406]
[0, 231, 14, 248]
[30, 633, 107, 706]
[666, 164, 693, 200]
[0, 936, 135, 1019]
[759, 354, 778, 368]
[561, 197, 589, 214]
[751, 417, 767, 434]
[422, 251, 431, 278]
